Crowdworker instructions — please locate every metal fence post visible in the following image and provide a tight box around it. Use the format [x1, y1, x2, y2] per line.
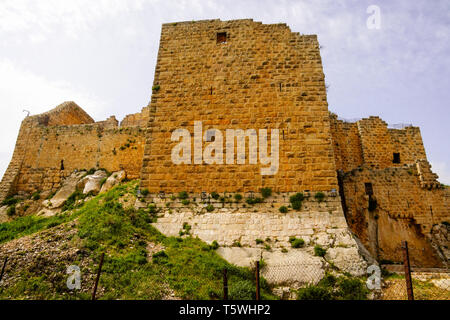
[401, 241, 414, 300]
[0, 257, 8, 283]
[223, 268, 228, 300]
[92, 252, 105, 300]
[255, 261, 260, 301]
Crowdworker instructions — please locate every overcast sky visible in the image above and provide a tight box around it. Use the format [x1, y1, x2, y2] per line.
[0, 0, 449, 183]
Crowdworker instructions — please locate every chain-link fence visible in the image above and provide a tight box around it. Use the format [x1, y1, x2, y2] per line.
[379, 242, 450, 300]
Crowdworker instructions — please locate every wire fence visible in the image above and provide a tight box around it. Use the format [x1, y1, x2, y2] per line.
[1, 240, 449, 300]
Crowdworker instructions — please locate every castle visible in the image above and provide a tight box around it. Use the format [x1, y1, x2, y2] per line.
[1, 19, 448, 268]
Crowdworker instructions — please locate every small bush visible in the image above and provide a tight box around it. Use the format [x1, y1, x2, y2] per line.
[314, 192, 325, 203]
[152, 85, 160, 92]
[260, 188, 272, 198]
[314, 245, 326, 257]
[178, 191, 188, 200]
[7, 205, 16, 217]
[297, 285, 332, 300]
[210, 240, 219, 250]
[255, 239, 264, 245]
[206, 204, 214, 212]
[232, 241, 242, 247]
[31, 191, 41, 201]
[289, 193, 304, 211]
[211, 192, 220, 200]
[1, 197, 20, 207]
[141, 188, 150, 196]
[234, 194, 242, 202]
[246, 197, 263, 205]
[181, 199, 190, 205]
[279, 206, 288, 213]
[152, 250, 168, 264]
[290, 238, 305, 248]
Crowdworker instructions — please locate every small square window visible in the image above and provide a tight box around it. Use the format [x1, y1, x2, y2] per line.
[393, 153, 400, 164]
[217, 32, 227, 44]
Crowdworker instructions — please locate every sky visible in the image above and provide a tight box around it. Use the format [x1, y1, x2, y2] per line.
[0, 0, 449, 183]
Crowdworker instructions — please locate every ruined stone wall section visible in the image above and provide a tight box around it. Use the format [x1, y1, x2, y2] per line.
[120, 106, 151, 128]
[331, 115, 428, 172]
[141, 19, 337, 193]
[0, 102, 147, 199]
[341, 165, 449, 266]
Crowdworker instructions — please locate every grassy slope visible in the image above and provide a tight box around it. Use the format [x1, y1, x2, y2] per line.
[0, 181, 276, 300]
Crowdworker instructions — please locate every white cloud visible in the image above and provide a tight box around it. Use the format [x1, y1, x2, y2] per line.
[0, 58, 106, 179]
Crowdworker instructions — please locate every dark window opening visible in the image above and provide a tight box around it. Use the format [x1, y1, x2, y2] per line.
[364, 183, 373, 196]
[206, 131, 215, 142]
[60, 160, 65, 171]
[393, 152, 400, 164]
[217, 32, 227, 44]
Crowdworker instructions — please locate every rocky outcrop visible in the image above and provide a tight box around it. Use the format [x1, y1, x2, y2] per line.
[42, 171, 87, 209]
[100, 171, 126, 193]
[77, 170, 108, 195]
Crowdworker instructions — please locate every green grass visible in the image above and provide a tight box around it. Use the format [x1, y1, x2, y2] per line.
[0, 181, 277, 300]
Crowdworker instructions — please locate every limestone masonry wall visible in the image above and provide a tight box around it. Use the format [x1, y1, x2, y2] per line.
[140, 19, 337, 193]
[0, 102, 146, 198]
[341, 165, 449, 267]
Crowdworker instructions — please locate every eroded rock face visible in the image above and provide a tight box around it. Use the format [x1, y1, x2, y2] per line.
[78, 170, 108, 195]
[42, 171, 86, 209]
[100, 170, 126, 193]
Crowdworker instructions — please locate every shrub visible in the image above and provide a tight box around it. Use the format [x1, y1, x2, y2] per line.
[181, 199, 190, 206]
[314, 245, 326, 257]
[289, 193, 304, 211]
[141, 188, 150, 196]
[290, 238, 305, 248]
[7, 205, 16, 217]
[297, 285, 332, 300]
[31, 191, 41, 201]
[152, 85, 160, 92]
[178, 191, 188, 200]
[279, 206, 288, 213]
[246, 197, 263, 205]
[255, 239, 264, 245]
[232, 241, 242, 247]
[229, 280, 255, 300]
[1, 196, 20, 207]
[152, 250, 168, 264]
[336, 278, 369, 300]
[260, 188, 272, 198]
[210, 240, 219, 250]
[314, 192, 325, 203]
[234, 194, 242, 202]
[211, 192, 220, 200]
[206, 205, 214, 212]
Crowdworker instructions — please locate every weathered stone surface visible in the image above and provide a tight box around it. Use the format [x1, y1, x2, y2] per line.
[79, 170, 108, 195]
[43, 171, 86, 209]
[326, 247, 368, 276]
[100, 170, 126, 193]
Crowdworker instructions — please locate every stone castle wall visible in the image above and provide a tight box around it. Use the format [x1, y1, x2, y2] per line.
[340, 164, 449, 267]
[140, 19, 337, 193]
[0, 102, 146, 199]
[330, 114, 427, 172]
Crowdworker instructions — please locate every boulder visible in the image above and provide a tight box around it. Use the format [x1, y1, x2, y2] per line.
[100, 170, 126, 193]
[43, 171, 86, 209]
[78, 170, 108, 195]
